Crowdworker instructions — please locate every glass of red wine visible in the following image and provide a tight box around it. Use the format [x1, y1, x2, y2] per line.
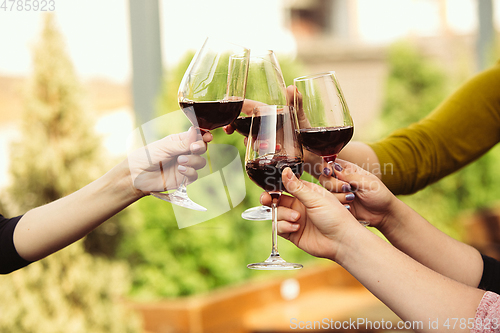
[150, 37, 250, 211]
[232, 50, 288, 221]
[245, 104, 304, 270]
[294, 71, 369, 226]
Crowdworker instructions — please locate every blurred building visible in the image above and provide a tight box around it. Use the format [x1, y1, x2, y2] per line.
[275, 0, 497, 138]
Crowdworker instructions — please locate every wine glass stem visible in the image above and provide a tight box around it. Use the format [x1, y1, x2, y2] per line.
[177, 178, 188, 194]
[270, 192, 281, 257]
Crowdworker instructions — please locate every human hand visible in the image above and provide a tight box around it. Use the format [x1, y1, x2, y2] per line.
[318, 159, 399, 231]
[261, 167, 361, 261]
[128, 127, 213, 195]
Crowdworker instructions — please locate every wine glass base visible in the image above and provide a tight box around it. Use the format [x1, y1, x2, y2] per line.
[247, 255, 303, 270]
[241, 206, 272, 221]
[151, 191, 207, 212]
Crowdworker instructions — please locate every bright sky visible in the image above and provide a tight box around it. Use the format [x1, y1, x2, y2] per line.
[0, 0, 499, 83]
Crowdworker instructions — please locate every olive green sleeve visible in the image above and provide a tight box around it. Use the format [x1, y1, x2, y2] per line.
[368, 60, 500, 195]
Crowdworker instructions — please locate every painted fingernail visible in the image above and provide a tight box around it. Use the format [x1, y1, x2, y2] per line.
[344, 204, 350, 210]
[177, 155, 188, 164]
[178, 165, 187, 172]
[323, 167, 331, 176]
[334, 163, 343, 172]
[342, 184, 352, 192]
[345, 193, 355, 201]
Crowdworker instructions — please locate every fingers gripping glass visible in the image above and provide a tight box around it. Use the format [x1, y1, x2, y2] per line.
[245, 105, 303, 270]
[151, 37, 250, 211]
[232, 50, 288, 221]
[294, 71, 369, 226]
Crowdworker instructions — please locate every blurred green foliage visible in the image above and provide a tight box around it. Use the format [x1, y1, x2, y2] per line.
[118, 51, 317, 300]
[0, 14, 140, 333]
[379, 42, 500, 238]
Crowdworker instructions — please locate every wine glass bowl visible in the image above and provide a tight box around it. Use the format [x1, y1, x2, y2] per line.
[245, 104, 304, 270]
[151, 38, 250, 211]
[179, 38, 250, 131]
[234, 50, 289, 221]
[294, 71, 369, 227]
[294, 71, 354, 164]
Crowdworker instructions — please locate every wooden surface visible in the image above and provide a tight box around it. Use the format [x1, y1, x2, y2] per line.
[129, 264, 405, 333]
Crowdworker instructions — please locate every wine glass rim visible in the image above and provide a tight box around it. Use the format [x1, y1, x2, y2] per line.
[252, 104, 291, 115]
[294, 71, 337, 82]
[202, 36, 250, 52]
[250, 49, 276, 57]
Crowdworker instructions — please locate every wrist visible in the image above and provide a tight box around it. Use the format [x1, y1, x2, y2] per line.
[105, 159, 146, 203]
[330, 219, 368, 265]
[377, 197, 410, 238]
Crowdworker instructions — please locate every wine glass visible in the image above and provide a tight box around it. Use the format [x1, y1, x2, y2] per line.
[245, 104, 303, 270]
[294, 71, 369, 226]
[232, 50, 288, 221]
[151, 37, 250, 211]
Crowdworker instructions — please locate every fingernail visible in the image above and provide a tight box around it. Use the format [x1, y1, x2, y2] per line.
[323, 167, 331, 177]
[334, 163, 343, 172]
[344, 204, 350, 210]
[341, 184, 351, 192]
[177, 155, 188, 164]
[178, 165, 187, 172]
[345, 193, 355, 201]
[291, 211, 300, 220]
[191, 143, 201, 152]
[285, 168, 294, 180]
[292, 223, 300, 230]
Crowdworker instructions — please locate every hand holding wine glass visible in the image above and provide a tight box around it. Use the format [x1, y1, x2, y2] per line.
[129, 128, 212, 194]
[151, 37, 250, 211]
[245, 104, 304, 270]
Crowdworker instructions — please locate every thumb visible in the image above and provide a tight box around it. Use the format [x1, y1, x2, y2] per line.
[282, 167, 329, 208]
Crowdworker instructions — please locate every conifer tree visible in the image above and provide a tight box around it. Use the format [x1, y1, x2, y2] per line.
[0, 14, 140, 333]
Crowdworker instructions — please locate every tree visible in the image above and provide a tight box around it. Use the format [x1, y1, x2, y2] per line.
[0, 14, 140, 333]
[379, 42, 500, 239]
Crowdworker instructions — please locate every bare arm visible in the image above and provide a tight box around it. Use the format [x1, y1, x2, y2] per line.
[317, 159, 483, 288]
[14, 160, 141, 261]
[13, 129, 211, 262]
[269, 169, 485, 332]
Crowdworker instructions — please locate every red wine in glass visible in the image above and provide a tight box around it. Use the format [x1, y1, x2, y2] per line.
[180, 100, 243, 131]
[151, 37, 249, 211]
[299, 126, 353, 163]
[294, 72, 369, 226]
[246, 156, 303, 193]
[245, 105, 304, 270]
[231, 116, 252, 137]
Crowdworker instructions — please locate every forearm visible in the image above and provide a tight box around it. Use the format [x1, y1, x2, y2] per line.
[13, 159, 142, 261]
[338, 141, 381, 177]
[336, 224, 485, 332]
[379, 198, 483, 288]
